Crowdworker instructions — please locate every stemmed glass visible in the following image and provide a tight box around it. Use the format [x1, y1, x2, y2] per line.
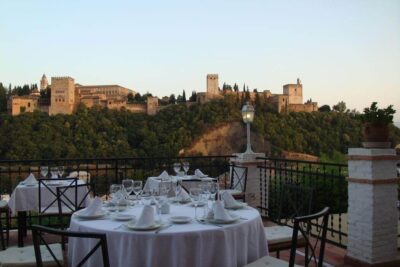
[40, 166, 48, 179]
[182, 162, 190, 176]
[209, 182, 219, 203]
[132, 180, 143, 204]
[190, 188, 201, 219]
[50, 167, 59, 179]
[58, 166, 64, 178]
[122, 179, 134, 205]
[110, 184, 122, 213]
[173, 163, 181, 176]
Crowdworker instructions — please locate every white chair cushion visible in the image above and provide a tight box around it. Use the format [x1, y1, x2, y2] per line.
[264, 225, 295, 245]
[0, 200, 8, 208]
[244, 255, 301, 267]
[0, 244, 63, 267]
[219, 189, 243, 196]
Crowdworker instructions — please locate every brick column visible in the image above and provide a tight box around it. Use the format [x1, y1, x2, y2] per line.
[230, 152, 265, 208]
[345, 148, 400, 266]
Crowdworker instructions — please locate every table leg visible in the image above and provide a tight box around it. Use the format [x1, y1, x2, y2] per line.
[17, 211, 26, 247]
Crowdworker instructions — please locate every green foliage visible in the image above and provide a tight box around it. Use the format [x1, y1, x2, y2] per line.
[0, 96, 398, 161]
[361, 102, 396, 124]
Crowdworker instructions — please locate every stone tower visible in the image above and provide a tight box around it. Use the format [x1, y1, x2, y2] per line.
[40, 74, 48, 90]
[283, 78, 303, 104]
[206, 74, 219, 95]
[49, 77, 76, 115]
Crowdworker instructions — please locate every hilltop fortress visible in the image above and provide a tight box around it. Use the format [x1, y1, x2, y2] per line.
[198, 74, 318, 113]
[8, 75, 158, 116]
[8, 73, 317, 116]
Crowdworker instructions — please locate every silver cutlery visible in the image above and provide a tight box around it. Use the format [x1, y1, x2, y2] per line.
[155, 224, 173, 233]
[197, 219, 223, 227]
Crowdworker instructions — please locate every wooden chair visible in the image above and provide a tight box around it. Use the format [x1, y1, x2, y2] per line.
[220, 164, 248, 201]
[0, 216, 63, 267]
[31, 224, 110, 267]
[265, 183, 313, 257]
[245, 207, 330, 267]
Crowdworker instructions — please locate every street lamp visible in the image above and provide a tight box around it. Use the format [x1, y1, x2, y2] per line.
[241, 102, 255, 154]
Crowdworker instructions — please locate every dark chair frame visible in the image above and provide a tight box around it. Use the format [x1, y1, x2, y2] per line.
[288, 206, 330, 267]
[268, 183, 313, 257]
[31, 224, 110, 267]
[225, 164, 248, 201]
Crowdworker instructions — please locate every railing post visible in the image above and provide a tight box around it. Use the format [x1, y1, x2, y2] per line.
[345, 148, 399, 266]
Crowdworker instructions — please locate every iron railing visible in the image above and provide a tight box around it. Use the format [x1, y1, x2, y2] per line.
[0, 155, 235, 228]
[257, 157, 348, 248]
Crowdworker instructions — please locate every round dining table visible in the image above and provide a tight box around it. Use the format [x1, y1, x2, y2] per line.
[68, 203, 268, 267]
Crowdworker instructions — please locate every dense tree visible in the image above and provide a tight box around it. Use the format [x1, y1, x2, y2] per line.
[182, 90, 186, 102]
[189, 91, 197, 102]
[233, 83, 239, 92]
[0, 83, 7, 113]
[318, 105, 331, 112]
[333, 101, 347, 113]
[127, 92, 134, 103]
[169, 94, 176, 104]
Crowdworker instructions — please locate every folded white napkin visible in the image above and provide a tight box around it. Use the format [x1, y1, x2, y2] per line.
[157, 170, 169, 181]
[194, 169, 207, 178]
[135, 205, 155, 227]
[24, 173, 37, 184]
[80, 197, 103, 216]
[221, 191, 241, 208]
[212, 201, 233, 221]
[176, 187, 190, 201]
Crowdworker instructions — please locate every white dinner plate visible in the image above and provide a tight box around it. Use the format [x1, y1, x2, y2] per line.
[169, 216, 192, 224]
[44, 181, 65, 186]
[170, 197, 191, 204]
[124, 220, 163, 231]
[111, 213, 135, 221]
[189, 201, 206, 207]
[75, 209, 107, 219]
[207, 214, 240, 224]
[224, 203, 248, 210]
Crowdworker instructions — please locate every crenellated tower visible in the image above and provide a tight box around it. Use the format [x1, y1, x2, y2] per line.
[206, 74, 219, 95]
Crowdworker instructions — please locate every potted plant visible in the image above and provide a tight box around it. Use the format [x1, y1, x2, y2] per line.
[361, 102, 396, 147]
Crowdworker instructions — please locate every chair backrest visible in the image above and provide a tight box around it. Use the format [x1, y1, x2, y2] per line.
[0, 215, 5, 250]
[56, 182, 95, 213]
[230, 165, 248, 192]
[289, 207, 330, 267]
[31, 224, 110, 267]
[38, 178, 78, 215]
[277, 183, 313, 223]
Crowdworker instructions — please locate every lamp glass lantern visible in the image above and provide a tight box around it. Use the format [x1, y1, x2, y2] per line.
[241, 102, 255, 154]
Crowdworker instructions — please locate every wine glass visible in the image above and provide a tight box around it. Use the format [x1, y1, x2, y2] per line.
[58, 166, 64, 178]
[122, 179, 134, 205]
[190, 188, 202, 219]
[50, 167, 59, 178]
[209, 182, 219, 202]
[40, 166, 48, 179]
[132, 180, 143, 204]
[109, 184, 122, 213]
[173, 163, 181, 176]
[183, 162, 190, 176]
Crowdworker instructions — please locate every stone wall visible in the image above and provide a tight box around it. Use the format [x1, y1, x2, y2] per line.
[8, 96, 39, 115]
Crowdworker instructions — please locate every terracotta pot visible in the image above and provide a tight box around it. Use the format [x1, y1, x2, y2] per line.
[363, 122, 389, 142]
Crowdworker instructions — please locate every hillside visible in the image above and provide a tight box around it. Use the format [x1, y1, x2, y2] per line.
[0, 96, 399, 162]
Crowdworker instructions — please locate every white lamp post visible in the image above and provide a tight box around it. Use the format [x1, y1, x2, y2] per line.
[241, 102, 255, 154]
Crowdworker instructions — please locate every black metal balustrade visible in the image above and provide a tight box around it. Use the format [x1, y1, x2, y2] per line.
[257, 157, 349, 248]
[0, 155, 234, 230]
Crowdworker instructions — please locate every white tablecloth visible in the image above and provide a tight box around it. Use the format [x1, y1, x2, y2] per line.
[144, 175, 216, 192]
[8, 180, 89, 214]
[68, 204, 268, 267]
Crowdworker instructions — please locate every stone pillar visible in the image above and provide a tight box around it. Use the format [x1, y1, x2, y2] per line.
[345, 148, 400, 266]
[230, 152, 265, 208]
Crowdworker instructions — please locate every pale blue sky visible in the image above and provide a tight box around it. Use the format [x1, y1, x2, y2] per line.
[1, 0, 399, 124]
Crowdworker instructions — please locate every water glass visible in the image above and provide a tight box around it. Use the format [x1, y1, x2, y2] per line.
[190, 188, 201, 219]
[132, 180, 143, 203]
[183, 162, 190, 175]
[109, 184, 122, 212]
[173, 163, 181, 175]
[209, 182, 219, 202]
[50, 167, 59, 178]
[58, 166, 64, 178]
[40, 166, 48, 179]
